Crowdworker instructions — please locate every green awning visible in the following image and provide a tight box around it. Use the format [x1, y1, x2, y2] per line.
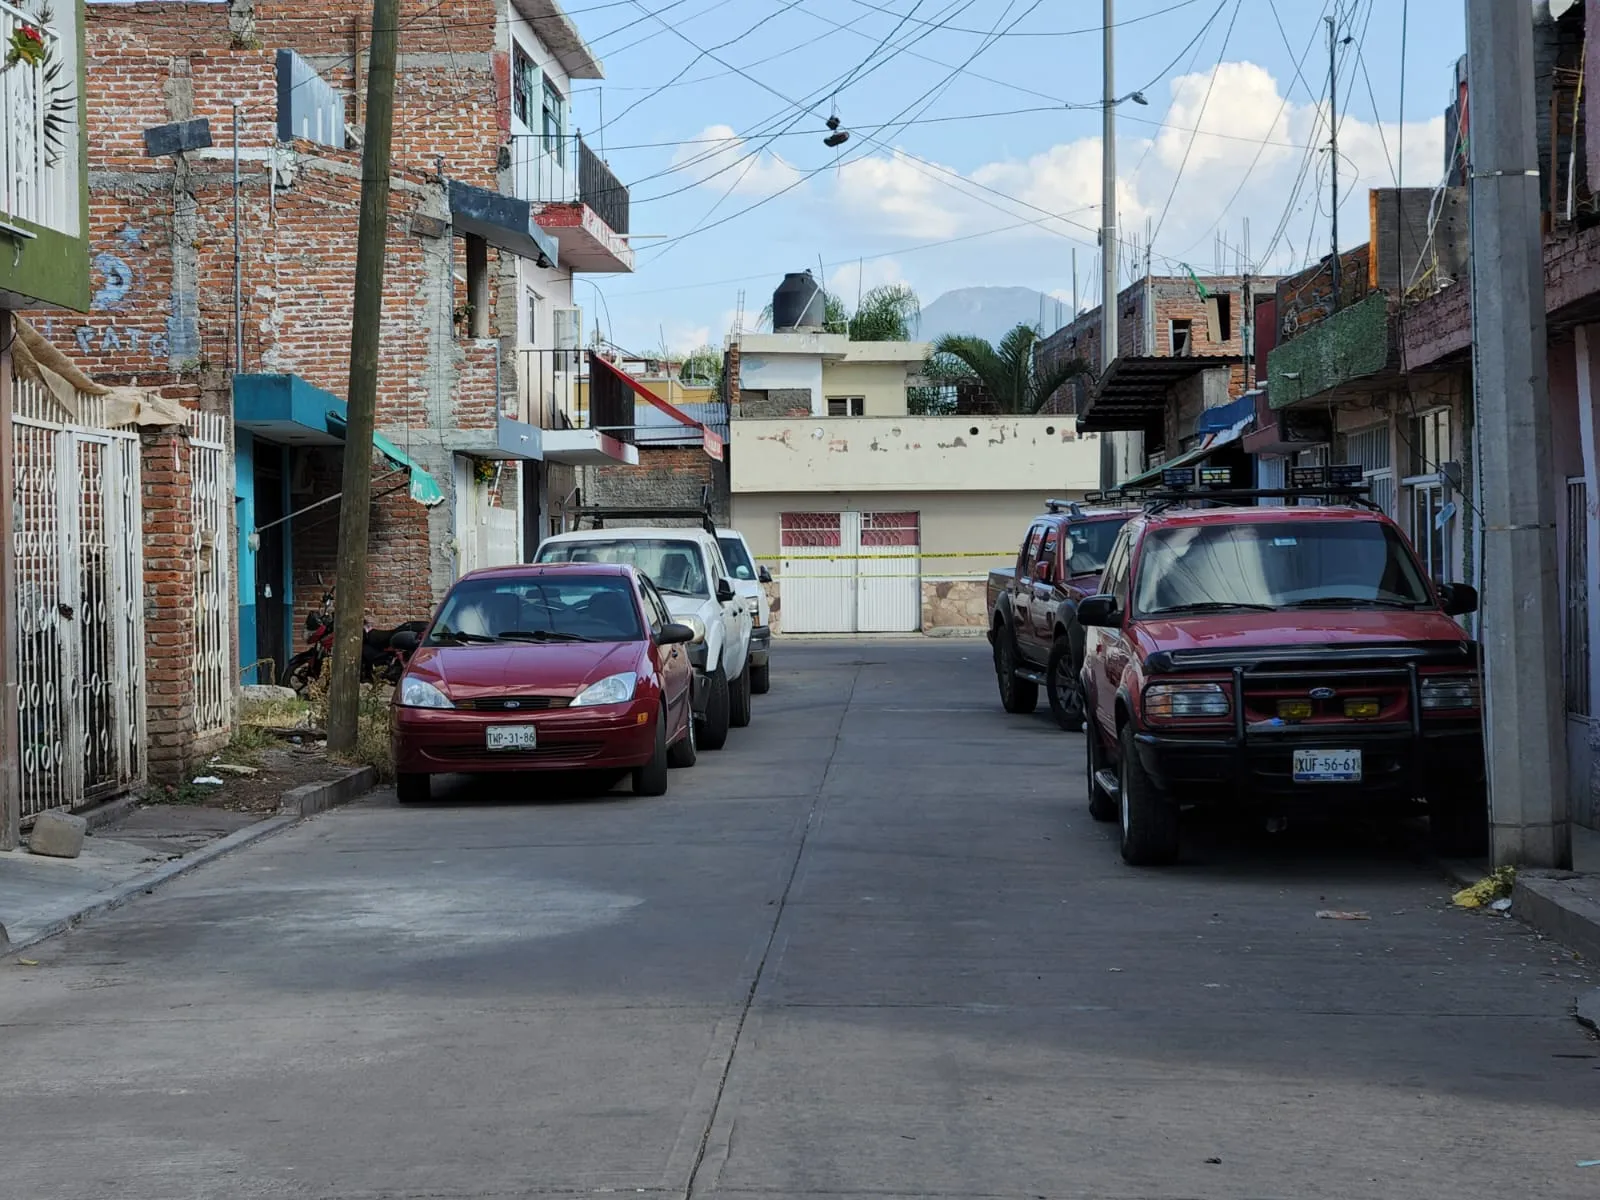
[325, 412, 445, 507]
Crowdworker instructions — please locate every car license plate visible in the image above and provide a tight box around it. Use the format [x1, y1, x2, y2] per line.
[486, 725, 537, 751]
[1293, 749, 1362, 782]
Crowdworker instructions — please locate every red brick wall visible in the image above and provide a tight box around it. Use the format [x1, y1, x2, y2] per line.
[141, 427, 198, 782]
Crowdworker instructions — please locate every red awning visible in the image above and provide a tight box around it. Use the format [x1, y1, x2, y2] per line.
[589, 352, 721, 460]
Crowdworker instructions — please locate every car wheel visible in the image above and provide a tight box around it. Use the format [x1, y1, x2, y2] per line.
[667, 701, 698, 768]
[1118, 724, 1179, 865]
[1047, 635, 1086, 731]
[1087, 721, 1117, 822]
[730, 657, 753, 728]
[633, 708, 670, 796]
[697, 666, 731, 751]
[1429, 784, 1489, 858]
[994, 626, 1039, 714]
[751, 660, 771, 695]
[396, 772, 431, 805]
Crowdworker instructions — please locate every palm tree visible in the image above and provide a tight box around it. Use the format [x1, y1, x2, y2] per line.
[760, 283, 921, 342]
[923, 323, 1089, 415]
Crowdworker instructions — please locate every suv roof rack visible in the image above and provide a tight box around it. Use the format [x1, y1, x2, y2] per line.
[1043, 498, 1085, 518]
[1135, 486, 1379, 515]
[567, 486, 718, 535]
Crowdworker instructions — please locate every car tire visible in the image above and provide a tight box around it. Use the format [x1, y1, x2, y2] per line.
[697, 666, 731, 751]
[633, 708, 670, 796]
[730, 656, 754, 728]
[1047, 635, 1086, 732]
[396, 772, 431, 805]
[994, 624, 1039, 714]
[751, 660, 771, 695]
[1429, 784, 1489, 858]
[1087, 722, 1117, 822]
[667, 702, 698, 768]
[1118, 724, 1179, 865]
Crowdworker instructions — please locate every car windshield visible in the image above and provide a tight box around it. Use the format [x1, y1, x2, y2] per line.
[427, 575, 643, 645]
[1132, 520, 1433, 615]
[717, 536, 757, 581]
[1063, 517, 1131, 575]
[537, 538, 710, 598]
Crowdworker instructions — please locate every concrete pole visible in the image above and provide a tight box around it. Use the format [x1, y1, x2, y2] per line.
[1465, 0, 1571, 867]
[1100, 0, 1117, 377]
[326, 0, 400, 753]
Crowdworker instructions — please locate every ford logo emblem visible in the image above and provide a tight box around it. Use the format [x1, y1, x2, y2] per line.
[503, 700, 521, 710]
[1309, 687, 1336, 700]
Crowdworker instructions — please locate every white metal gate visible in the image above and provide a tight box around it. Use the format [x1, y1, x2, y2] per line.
[778, 510, 921, 634]
[12, 380, 145, 818]
[1566, 476, 1590, 717]
[190, 412, 233, 736]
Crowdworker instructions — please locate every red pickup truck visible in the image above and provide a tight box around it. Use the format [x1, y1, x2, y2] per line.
[987, 501, 1137, 730]
[1078, 479, 1485, 866]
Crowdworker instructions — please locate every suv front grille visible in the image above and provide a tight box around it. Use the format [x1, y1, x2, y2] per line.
[1241, 667, 1411, 726]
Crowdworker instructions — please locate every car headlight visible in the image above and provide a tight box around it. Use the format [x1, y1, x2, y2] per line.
[1421, 673, 1481, 711]
[682, 616, 707, 644]
[571, 671, 639, 708]
[1144, 681, 1230, 720]
[398, 676, 454, 709]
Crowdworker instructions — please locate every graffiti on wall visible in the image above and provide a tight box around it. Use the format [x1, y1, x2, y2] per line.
[39, 224, 188, 366]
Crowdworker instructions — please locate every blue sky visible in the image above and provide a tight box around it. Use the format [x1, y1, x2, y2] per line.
[560, 0, 1466, 353]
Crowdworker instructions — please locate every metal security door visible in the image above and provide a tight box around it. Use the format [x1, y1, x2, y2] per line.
[12, 381, 145, 818]
[779, 511, 853, 633]
[857, 511, 920, 633]
[190, 412, 233, 737]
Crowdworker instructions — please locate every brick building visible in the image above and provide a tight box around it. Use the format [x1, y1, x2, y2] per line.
[47, 0, 635, 691]
[1036, 271, 1277, 485]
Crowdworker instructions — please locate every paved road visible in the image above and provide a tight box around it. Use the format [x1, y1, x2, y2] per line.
[2, 639, 1596, 1199]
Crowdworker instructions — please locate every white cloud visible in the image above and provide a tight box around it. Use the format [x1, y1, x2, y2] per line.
[670, 124, 803, 196]
[833, 149, 969, 239]
[825, 257, 907, 308]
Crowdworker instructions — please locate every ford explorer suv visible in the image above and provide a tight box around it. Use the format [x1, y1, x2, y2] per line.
[1078, 472, 1484, 866]
[988, 500, 1137, 730]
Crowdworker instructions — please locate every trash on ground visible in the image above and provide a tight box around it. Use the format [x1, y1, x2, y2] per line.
[1317, 910, 1371, 921]
[1453, 866, 1517, 909]
[16, 959, 38, 967]
[1578, 1160, 1600, 1168]
[191, 776, 225, 786]
[1489, 897, 1513, 913]
[1205, 1157, 1222, 1165]
[211, 763, 259, 776]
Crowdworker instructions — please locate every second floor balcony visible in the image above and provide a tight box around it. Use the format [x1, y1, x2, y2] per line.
[508, 134, 633, 273]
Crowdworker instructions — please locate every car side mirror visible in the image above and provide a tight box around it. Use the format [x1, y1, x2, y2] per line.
[659, 622, 696, 645]
[1032, 559, 1052, 583]
[1439, 581, 1479, 617]
[716, 579, 736, 604]
[758, 566, 772, 584]
[1075, 594, 1121, 628]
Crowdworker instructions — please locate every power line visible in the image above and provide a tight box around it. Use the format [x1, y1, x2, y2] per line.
[840, 0, 1209, 37]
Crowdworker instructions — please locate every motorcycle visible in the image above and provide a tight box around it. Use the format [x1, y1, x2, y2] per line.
[280, 589, 427, 695]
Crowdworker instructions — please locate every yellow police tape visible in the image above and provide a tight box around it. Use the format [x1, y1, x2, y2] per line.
[753, 550, 1014, 561]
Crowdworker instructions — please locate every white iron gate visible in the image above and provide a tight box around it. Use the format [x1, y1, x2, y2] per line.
[778, 510, 921, 634]
[12, 380, 145, 818]
[190, 412, 233, 736]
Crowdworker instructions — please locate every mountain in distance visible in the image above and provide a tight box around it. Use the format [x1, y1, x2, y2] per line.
[916, 286, 1078, 344]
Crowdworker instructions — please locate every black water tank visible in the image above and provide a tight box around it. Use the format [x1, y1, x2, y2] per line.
[772, 271, 825, 330]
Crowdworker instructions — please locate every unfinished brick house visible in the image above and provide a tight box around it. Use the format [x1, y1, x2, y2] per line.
[44, 0, 636, 727]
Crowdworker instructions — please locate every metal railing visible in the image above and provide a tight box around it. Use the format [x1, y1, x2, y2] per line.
[1, 0, 75, 233]
[508, 133, 629, 235]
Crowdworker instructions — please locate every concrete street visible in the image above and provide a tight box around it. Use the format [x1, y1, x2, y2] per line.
[1, 639, 1596, 1199]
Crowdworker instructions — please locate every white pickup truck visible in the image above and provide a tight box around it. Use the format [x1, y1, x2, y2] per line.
[716, 527, 772, 694]
[535, 518, 754, 750]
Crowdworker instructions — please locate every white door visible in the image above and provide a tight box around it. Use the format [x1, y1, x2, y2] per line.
[779, 510, 921, 634]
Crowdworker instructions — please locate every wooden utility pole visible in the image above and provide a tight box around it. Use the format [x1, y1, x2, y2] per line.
[326, 0, 400, 752]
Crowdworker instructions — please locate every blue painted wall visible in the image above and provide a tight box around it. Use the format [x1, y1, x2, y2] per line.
[236, 430, 259, 681]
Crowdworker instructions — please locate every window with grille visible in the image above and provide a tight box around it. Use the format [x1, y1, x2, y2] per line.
[1566, 477, 1590, 716]
[543, 77, 567, 164]
[1341, 423, 1394, 515]
[512, 46, 535, 128]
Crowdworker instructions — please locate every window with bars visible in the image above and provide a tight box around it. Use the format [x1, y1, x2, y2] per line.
[1341, 423, 1395, 515]
[1566, 477, 1590, 716]
[543, 77, 567, 164]
[512, 46, 535, 128]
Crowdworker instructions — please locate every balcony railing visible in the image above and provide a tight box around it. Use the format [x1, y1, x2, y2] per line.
[0, 0, 75, 234]
[509, 133, 629, 235]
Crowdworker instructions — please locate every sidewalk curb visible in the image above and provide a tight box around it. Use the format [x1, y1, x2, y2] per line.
[1512, 872, 1600, 962]
[3, 766, 377, 958]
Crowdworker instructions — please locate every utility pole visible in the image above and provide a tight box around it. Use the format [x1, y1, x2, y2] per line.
[1465, 0, 1570, 868]
[326, 0, 400, 753]
[1100, 0, 1119, 489]
[1327, 14, 1341, 310]
[0, 313, 17, 851]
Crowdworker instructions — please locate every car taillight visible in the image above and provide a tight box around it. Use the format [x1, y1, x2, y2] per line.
[1144, 681, 1231, 721]
[1420, 673, 1481, 712]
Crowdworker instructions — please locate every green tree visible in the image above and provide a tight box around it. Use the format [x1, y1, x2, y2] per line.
[923, 323, 1089, 415]
[678, 345, 724, 392]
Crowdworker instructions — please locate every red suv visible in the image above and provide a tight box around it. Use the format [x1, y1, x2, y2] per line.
[1079, 487, 1484, 866]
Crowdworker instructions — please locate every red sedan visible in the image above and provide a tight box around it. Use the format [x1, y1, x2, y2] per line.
[391, 563, 698, 803]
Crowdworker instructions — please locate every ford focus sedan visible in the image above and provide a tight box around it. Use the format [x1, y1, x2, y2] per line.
[391, 564, 697, 803]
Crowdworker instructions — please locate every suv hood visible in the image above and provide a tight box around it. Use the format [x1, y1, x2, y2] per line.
[406, 640, 639, 700]
[1134, 609, 1468, 659]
